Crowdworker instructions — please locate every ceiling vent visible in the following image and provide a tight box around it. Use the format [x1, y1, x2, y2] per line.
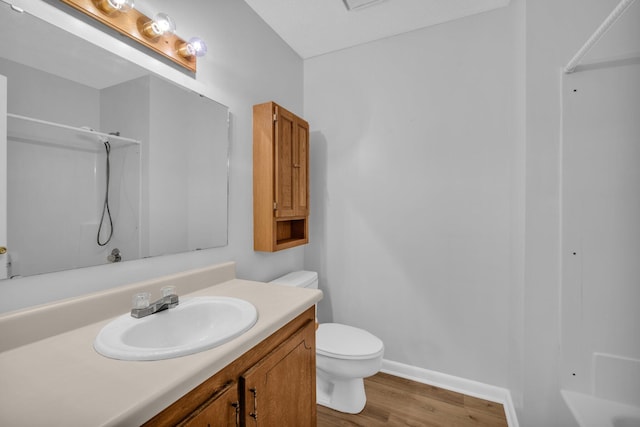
[342, 0, 386, 11]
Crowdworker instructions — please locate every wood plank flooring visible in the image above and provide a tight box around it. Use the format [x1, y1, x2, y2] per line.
[317, 372, 508, 427]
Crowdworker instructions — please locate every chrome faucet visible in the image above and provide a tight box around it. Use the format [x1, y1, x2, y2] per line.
[131, 286, 179, 318]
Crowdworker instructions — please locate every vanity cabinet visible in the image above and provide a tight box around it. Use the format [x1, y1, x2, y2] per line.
[253, 102, 310, 252]
[144, 307, 316, 427]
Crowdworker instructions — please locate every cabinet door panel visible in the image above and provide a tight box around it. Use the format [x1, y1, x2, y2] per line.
[275, 108, 296, 218]
[294, 118, 309, 217]
[179, 382, 239, 427]
[241, 323, 316, 427]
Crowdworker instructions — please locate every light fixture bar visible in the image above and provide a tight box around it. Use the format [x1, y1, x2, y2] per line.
[59, 0, 197, 72]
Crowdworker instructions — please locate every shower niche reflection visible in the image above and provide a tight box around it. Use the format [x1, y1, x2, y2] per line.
[7, 114, 141, 277]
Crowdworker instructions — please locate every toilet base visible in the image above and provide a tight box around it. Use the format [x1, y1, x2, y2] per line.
[316, 369, 367, 414]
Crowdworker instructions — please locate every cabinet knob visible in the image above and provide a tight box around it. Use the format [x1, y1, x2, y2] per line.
[0, 247, 6, 255]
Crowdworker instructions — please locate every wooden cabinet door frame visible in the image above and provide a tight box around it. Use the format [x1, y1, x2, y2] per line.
[293, 117, 309, 218]
[240, 322, 316, 427]
[274, 106, 296, 218]
[274, 106, 309, 219]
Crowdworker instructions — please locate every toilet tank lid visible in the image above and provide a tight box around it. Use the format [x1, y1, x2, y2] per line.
[269, 271, 318, 288]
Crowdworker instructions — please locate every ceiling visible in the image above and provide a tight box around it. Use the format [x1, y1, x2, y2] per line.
[243, 0, 511, 59]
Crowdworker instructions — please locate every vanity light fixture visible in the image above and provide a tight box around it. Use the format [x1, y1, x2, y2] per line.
[59, 0, 206, 73]
[142, 12, 176, 38]
[177, 37, 208, 58]
[95, 0, 134, 14]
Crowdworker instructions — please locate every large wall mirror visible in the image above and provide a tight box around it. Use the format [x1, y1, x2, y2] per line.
[0, 7, 230, 280]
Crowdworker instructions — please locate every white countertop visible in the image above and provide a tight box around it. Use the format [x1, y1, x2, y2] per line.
[0, 276, 321, 426]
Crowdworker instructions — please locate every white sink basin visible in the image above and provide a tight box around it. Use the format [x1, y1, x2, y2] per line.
[94, 296, 258, 361]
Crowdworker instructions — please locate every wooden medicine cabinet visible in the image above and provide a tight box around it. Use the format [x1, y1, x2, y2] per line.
[253, 102, 309, 252]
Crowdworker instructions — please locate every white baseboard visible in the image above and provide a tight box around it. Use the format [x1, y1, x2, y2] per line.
[381, 359, 519, 427]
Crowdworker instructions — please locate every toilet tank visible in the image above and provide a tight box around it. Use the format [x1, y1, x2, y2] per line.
[269, 271, 318, 289]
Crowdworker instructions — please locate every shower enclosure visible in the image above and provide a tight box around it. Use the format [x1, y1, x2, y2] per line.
[560, 4, 640, 425]
[6, 114, 141, 277]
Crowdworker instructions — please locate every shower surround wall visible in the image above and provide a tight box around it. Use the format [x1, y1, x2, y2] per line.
[562, 62, 640, 406]
[2, 58, 140, 277]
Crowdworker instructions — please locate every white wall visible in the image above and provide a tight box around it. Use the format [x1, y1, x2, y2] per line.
[0, 0, 305, 313]
[304, 3, 523, 390]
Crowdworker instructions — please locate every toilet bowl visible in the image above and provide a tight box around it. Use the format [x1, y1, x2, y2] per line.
[270, 271, 384, 414]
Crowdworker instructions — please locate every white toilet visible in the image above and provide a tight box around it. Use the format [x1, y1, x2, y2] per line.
[270, 271, 384, 414]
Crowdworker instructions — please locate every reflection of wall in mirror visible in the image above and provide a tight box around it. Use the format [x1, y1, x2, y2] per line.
[105, 74, 228, 257]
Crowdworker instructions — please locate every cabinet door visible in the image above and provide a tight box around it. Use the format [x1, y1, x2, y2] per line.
[274, 107, 309, 219]
[241, 323, 316, 427]
[293, 117, 309, 217]
[178, 381, 239, 427]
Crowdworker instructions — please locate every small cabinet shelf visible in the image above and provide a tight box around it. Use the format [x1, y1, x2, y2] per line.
[253, 102, 310, 252]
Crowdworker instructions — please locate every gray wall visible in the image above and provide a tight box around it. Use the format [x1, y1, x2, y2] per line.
[304, 0, 521, 393]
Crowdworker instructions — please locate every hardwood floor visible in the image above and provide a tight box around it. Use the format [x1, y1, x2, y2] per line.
[317, 372, 508, 427]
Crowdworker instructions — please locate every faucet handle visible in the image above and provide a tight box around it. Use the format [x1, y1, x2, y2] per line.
[132, 292, 151, 309]
[161, 285, 176, 297]
[161, 286, 179, 309]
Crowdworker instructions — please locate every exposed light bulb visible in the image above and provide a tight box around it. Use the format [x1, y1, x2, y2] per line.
[154, 13, 175, 34]
[177, 37, 207, 58]
[95, 0, 134, 14]
[142, 12, 176, 38]
[188, 37, 207, 57]
[109, 0, 134, 11]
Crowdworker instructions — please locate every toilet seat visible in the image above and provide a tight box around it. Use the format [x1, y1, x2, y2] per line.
[317, 323, 384, 360]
